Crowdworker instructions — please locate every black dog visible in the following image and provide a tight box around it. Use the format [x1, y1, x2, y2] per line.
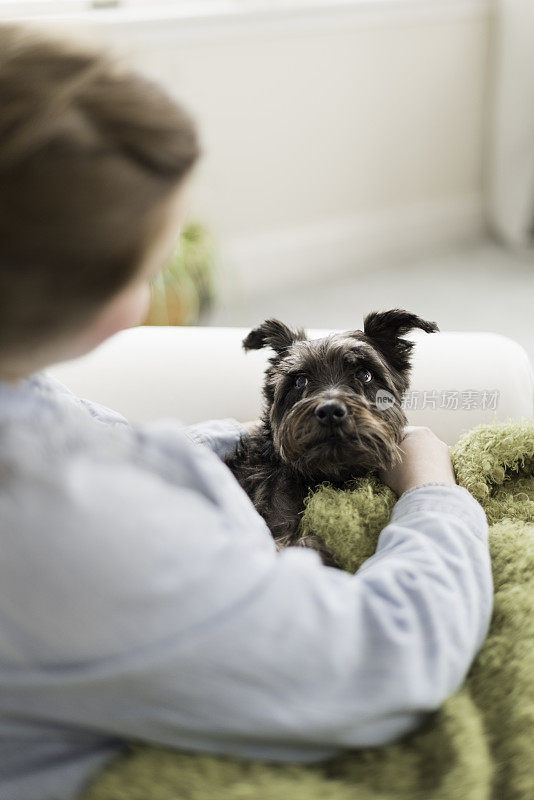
[225, 309, 438, 563]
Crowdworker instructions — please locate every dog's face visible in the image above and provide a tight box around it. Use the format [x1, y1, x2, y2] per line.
[244, 309, 438, 481]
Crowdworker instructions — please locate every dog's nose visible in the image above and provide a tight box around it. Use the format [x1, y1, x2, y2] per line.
[314, 400, 347, 426]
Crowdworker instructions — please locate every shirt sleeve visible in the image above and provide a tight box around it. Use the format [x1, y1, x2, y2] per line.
[5, 437, 493, 765]
[39, 371, 130, 428]
[41, 370, 246, 459]
[40, 370, 247, 461]
[182, 418, 248, 460]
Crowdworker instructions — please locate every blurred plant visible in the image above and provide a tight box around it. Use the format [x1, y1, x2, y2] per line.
[144, 222, 217, 326]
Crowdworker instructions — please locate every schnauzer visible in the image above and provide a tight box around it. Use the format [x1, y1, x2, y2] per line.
[225, 309, 438, 563]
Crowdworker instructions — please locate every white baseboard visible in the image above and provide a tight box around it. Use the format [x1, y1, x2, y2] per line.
[219, 194, 486, 298]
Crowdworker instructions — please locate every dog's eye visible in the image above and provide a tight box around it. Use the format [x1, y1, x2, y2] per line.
[295, 375, 308, 390]
[356, 367, 373, 384]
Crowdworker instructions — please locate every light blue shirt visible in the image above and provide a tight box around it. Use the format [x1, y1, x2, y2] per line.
[0, 373, 492, 800]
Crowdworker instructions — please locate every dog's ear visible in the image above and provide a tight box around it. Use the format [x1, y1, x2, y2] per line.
[243, 319, 306, 355]
[362, 309, 438, 372]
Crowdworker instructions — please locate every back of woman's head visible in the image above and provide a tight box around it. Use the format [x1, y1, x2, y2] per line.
[0, 24, 200, 352]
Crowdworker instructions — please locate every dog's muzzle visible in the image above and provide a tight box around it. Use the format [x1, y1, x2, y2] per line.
[275, 394, 403, 478]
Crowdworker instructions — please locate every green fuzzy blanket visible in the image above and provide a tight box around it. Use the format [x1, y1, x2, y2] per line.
[80, 421, 534, 800]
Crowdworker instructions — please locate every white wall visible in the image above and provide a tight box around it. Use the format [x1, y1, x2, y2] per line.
[62, 1, 492, 296]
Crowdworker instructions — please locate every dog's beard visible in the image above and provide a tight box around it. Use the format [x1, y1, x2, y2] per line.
[273, 396, 403, 481]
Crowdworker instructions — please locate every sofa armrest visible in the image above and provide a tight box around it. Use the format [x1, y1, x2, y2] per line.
[47, 325, 534, 446]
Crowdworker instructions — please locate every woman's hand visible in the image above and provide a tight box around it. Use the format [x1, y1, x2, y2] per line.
[379, 425, 456, 497]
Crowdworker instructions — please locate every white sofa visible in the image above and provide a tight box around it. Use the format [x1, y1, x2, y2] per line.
[47, 326, 534, 446]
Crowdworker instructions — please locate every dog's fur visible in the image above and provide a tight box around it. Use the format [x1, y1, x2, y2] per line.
[225, 309, 438, 563]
